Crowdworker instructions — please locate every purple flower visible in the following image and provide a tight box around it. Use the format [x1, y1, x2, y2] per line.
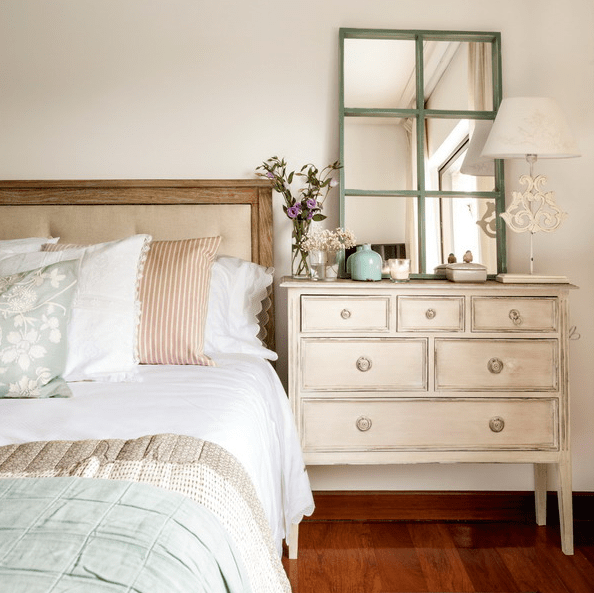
[306, 210, 314, 220]
[265, 172, 275, 179]
[287, 204, 302, 219]
[306, 198, 317, 210]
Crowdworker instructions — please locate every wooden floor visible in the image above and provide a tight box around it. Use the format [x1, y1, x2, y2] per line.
[282, 520, 594, 593]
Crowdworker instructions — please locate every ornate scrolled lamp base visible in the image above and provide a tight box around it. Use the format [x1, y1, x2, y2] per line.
[496, 157, 569, 283]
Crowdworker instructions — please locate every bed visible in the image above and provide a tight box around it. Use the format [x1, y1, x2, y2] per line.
[0, 179, 312, 591]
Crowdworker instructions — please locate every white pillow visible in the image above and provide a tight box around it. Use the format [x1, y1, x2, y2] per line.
[204, 256, 277, 360]
[0, 234, 151, 382]
[0, 237, 59, 257]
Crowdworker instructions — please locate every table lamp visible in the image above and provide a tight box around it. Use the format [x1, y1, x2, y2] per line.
[481, 97, 580, 283]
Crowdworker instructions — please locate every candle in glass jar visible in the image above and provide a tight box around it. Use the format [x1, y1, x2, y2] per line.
[388, 258, 411, 282]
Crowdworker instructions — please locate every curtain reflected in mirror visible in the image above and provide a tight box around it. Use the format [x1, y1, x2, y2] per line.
[423, 41, 493, 111]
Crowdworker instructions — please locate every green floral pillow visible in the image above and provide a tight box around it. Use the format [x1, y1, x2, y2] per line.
[0, 260, 78, 398]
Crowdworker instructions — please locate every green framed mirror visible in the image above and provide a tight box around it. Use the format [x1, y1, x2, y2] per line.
[339, 28, 506, 277]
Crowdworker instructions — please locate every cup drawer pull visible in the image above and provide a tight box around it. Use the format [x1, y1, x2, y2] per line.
[509, 309, 523, 325]
[340, 308, 352, 319]
[489, 416, 505, 433]
[487, 357, 504, 374]
[356, 356, 372, 372]
[356, 416, 372, 432]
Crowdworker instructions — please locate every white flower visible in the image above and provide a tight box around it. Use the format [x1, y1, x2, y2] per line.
[5, 286, 36, 313]
[36, 366, 53, 386]
[301, 228, 357, 252]
[8, 376, 41, 398]
[43, 267, 67, 288]
[32, 269, 46, 286]
[2, 330, 46, 370]
[41, 315, 61, 343]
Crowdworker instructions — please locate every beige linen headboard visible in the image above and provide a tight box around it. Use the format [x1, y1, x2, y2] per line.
[0, 179, 275, 350]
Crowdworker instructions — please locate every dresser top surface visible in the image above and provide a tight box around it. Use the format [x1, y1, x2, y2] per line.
[280, 277, 577, 293]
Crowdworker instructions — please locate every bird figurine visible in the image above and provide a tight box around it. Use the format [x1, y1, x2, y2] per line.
[463, 250, 473, 263]
[447, 253, 457, 263]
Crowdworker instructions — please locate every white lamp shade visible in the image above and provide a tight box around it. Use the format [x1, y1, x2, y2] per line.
[481, 97, 580, 159]
[460, 120, 495, 176]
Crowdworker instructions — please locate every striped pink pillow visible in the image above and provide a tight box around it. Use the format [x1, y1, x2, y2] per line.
[138, 236, 221, 365]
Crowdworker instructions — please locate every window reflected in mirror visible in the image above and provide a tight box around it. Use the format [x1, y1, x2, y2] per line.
[425, 118, 495, 193]
[424, 196, 498, 275]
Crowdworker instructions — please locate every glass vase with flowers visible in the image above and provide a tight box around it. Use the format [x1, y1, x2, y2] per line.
[256, 156, 341, 278]
[301, 228, 357, 281]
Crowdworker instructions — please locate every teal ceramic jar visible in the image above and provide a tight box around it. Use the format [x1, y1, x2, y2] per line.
[347, 244, 382, 281]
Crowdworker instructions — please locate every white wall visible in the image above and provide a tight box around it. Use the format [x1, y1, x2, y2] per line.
[1, 0, 593, 492]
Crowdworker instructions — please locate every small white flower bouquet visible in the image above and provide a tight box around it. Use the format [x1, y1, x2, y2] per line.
[300, 228, 357, 253]
[300, 228, 357, 280]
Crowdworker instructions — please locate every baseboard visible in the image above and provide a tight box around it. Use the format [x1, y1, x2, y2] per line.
[305, 491, 594, 524]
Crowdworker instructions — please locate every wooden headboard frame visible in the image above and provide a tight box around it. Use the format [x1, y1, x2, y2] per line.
[0, 179, 275, 351]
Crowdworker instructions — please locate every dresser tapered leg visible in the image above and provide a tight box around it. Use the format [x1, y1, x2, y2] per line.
[557, 458, 574, 555]
[288, 523, 299, 559]
[534, 463, 548, 525]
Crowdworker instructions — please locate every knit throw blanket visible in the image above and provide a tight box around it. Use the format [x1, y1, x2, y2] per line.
[0, 433, 290, 593]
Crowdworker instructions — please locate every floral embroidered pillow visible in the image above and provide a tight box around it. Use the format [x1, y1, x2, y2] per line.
[0, 260, 78, 398]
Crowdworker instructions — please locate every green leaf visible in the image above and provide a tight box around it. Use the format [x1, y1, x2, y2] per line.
[312, 213, 326, 222]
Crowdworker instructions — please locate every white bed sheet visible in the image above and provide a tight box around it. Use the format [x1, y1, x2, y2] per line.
[0, 353, 314, 553]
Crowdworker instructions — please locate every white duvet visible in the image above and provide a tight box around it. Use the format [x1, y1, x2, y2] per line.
[0, 353, 314, 553]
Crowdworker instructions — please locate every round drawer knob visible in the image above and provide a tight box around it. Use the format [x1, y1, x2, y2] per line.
[356, 356, 372, 372]
[489, 416, 505, 433]
[425, 308, 436, 320]
[356, 416, 372, 432]
[487, 357, 504, 374]
[509, 309, 523, 325]
[340, 309, 352, 319]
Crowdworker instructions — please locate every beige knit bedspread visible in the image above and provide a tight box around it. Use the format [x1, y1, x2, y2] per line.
[0, 433, 290, 593]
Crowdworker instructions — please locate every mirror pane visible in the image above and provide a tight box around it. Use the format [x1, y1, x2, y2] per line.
[425, 118, 495, 192]
[344, 116, 417, 191]
[423, 41, 494, 111]
[344, 38, 416, 109]
[424, 196, 498, 274]
[344, 195, 419, 273]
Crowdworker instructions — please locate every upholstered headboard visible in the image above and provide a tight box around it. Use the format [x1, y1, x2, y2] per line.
[0, 179, 275, 350]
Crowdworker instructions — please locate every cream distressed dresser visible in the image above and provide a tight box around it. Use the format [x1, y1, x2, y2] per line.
[281, 277, 575, 556]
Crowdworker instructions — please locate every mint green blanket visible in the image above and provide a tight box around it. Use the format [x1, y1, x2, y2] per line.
[0, 477, 252, 592]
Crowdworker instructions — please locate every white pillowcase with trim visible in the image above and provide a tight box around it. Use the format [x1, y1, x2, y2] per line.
[0, 237, 59, 259]
[204, 256, 277, 360]
[0, 234, 151, 382]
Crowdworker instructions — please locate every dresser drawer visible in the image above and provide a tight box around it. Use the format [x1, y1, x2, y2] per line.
[472, 297, 558, 332]
[435, 339, 558, 391]
[301, 296, 390, 332]
[301, 398, 558, 451]
[398, 296, 464, 331]
[302, 338, 427, 391]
